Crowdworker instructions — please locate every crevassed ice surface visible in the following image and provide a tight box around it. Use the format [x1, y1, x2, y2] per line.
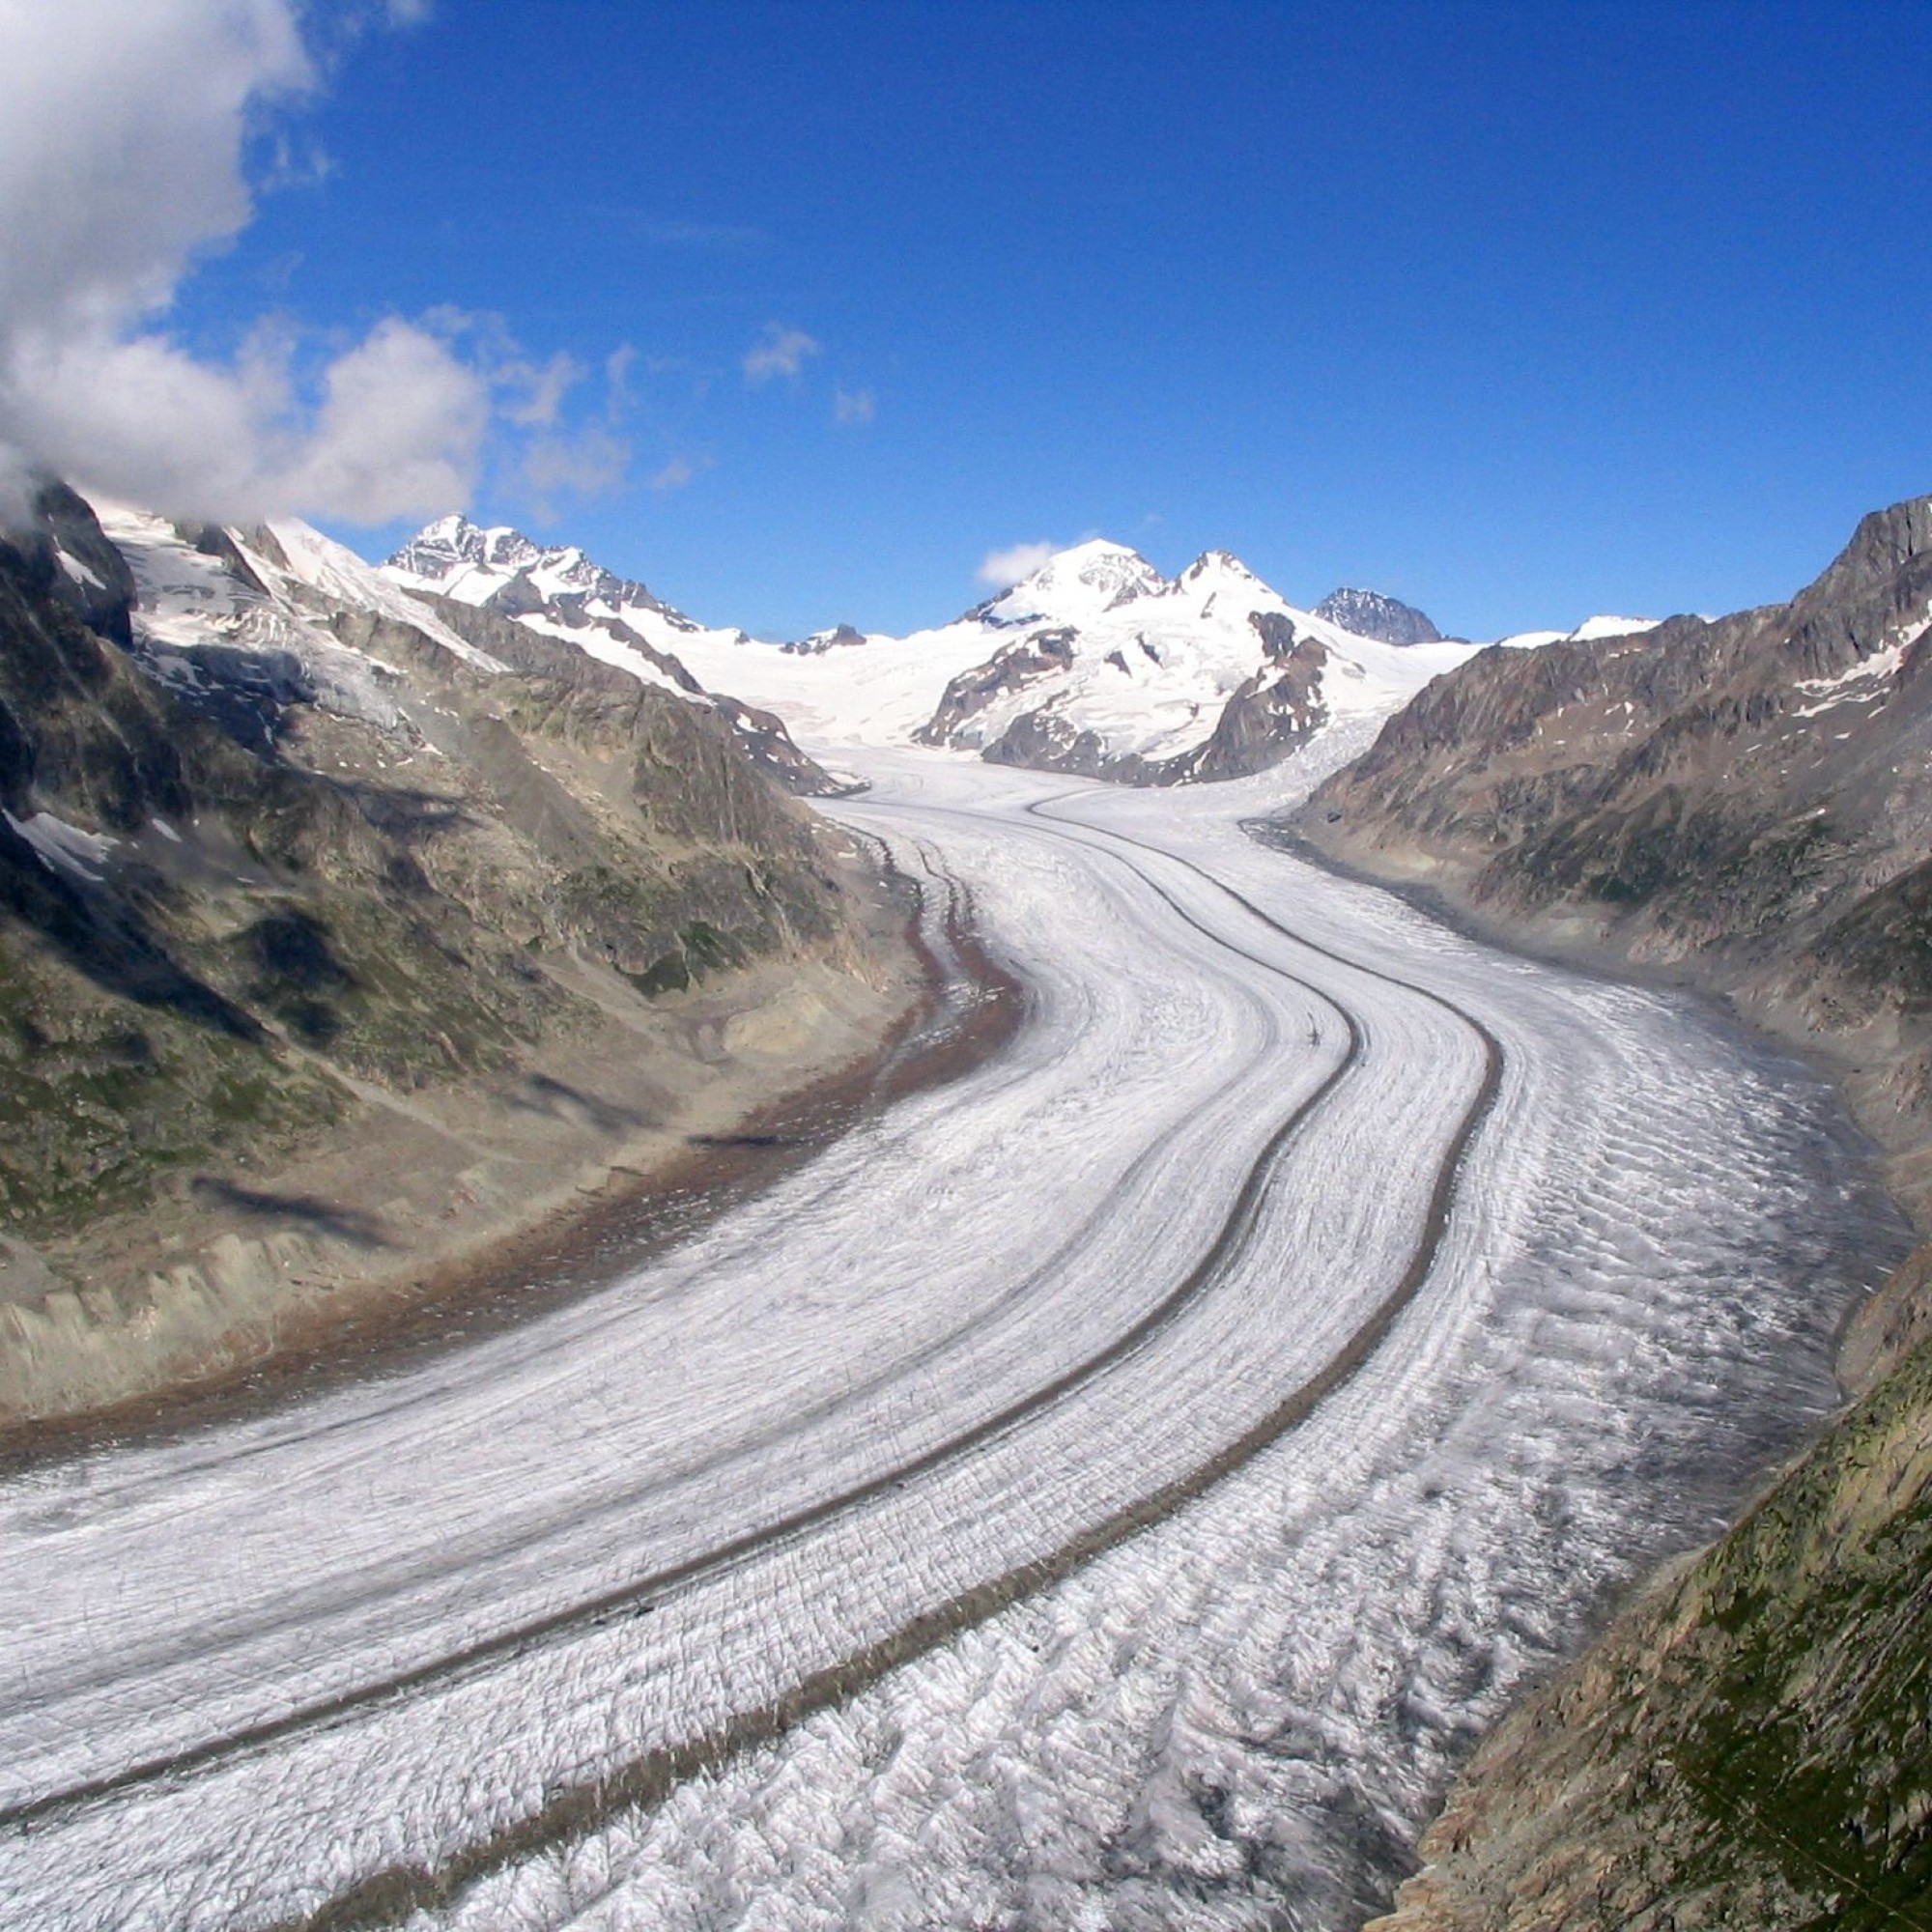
[0, 749, 1901, 1932]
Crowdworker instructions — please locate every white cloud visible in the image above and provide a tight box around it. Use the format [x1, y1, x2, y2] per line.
[834, 386, 876, 425]
[977, 541, 1057, 588]
[742, 324, 820, 385]
[605, 343, 637, 410]
[276, 318, 490, 523]
[647, 453, 708, 493]
[498, 350, 581, 428]
[524, 425, 631, 508]
[0, 0, 491, 527]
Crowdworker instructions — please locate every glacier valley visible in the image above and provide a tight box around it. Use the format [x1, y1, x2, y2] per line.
[0, 743, 1903, 1932]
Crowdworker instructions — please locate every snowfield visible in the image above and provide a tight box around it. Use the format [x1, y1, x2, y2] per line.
[558, 539, 1481, 766]
[0, 748, 1900, 1930]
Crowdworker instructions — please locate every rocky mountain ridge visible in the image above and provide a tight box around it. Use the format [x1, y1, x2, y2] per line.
[0, 483, 904, 1425]
[1312, 585, 1444, 645]
[383, 515, 845, 797]
[389, 513, 696, 634]
[1299, 495, 1932, 1171]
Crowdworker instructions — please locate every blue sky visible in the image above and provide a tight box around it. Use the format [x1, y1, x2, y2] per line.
[116, 2, 1932, 635]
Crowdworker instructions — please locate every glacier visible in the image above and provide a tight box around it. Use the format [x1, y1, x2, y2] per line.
[0, 745, 1901, 1931]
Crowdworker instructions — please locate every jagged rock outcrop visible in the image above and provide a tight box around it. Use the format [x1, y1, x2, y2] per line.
[1313, 585, 1443, 645]
[781, 623, 867, 655]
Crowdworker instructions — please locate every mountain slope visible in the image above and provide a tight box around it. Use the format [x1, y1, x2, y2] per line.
[382, 514, 849, 796]
[1368, 1264, 1932, 1932]
[1293, 494, 1932, 1930]
[0, 485, 905, 1425]
[1299, 497, 1932, 1183]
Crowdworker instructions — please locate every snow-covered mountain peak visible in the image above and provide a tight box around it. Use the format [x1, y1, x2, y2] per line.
[384, 517, 696, 635]
[1178, 549, 1264, 587]
[1171, 550, 1278, 615]
[388, 514, 544, 582]
[411, 511, 471, 554]
[375, 516, 1503, 790]
[986, 539, 1166, 624]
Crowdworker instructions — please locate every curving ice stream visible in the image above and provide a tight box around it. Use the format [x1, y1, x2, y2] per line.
[0, 747, 1904, 1930]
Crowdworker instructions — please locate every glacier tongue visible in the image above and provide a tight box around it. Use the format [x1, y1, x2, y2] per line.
[0, 745, 1898, 1932]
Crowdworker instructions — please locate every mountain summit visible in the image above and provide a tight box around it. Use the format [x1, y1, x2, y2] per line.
[1312, 586, 1443, 646]
[975, 539, 1167, 625]
[909, 543, 1476, 783]
[386, 515, 695, 634]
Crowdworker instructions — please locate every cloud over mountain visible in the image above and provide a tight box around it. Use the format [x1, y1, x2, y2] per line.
[977, 541, 1057, 588]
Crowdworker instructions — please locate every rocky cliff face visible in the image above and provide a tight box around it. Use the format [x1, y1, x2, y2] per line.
[0, 484, 866, 1255]
[1300, 496, 1932, 1179]
[1313, 586, 1443, 645]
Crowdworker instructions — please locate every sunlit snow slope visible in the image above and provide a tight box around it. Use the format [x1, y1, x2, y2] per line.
[907, 542, 1477, 781]
[383, 523, 1485, 781]
[0, 744, 1898, 1931]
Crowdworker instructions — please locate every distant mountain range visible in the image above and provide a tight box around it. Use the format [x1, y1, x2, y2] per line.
[383, 520, 1592, 786]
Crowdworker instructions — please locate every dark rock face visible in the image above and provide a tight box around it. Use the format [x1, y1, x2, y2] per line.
[1302, 495, 1932, 1121]
[31, 481, 138, 647]
[781, 624, 867, 655]
[1314, 586, 1442, 645]
[0, 490, 860, 1238]
[1177, 625, 1329, 782]
[915, 629, 1079, 751]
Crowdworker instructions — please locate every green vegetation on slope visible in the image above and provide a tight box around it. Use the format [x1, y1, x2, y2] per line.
[1373, 1307, 1932, 1931]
